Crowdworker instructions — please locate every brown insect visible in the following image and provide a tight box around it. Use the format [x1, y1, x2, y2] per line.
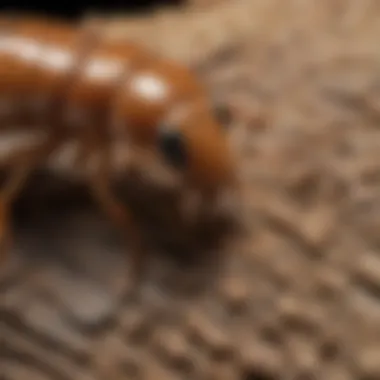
[0, 14, 237, 280]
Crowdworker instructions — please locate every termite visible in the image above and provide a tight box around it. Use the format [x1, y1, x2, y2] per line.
[0, 14, 237, 280]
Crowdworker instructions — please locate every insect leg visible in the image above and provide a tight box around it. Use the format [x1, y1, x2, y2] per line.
[0, 134, 61, 264]
[86, 142, 147, 285]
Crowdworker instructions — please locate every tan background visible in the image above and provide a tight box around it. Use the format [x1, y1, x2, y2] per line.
[2, 0, 380, 379]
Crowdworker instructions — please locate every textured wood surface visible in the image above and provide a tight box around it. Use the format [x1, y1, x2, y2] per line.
[2, 1, 380, 379]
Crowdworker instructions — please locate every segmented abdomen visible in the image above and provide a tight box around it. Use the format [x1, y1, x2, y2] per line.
[0, 16, 152, 136]
[0, 17, 84, 130]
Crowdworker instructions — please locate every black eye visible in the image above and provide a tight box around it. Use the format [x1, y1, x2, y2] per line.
[213, 102, 233, 129]
[158, 125, 188, 169]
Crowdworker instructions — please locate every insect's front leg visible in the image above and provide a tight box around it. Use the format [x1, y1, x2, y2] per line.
[84, 141, 147, 285]
[0, 134, 61, 265]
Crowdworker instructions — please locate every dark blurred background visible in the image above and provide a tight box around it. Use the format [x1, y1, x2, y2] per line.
[0, 0, 184, 19]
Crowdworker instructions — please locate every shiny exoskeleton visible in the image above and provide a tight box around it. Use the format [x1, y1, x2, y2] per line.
[0, 15, 236, 280]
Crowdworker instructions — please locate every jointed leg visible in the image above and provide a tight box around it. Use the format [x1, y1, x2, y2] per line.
[86, 142, 147, 284]
[0, 135, 61, 264]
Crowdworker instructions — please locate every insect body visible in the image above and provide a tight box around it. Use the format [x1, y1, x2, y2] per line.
[0, 15, 237, 279]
